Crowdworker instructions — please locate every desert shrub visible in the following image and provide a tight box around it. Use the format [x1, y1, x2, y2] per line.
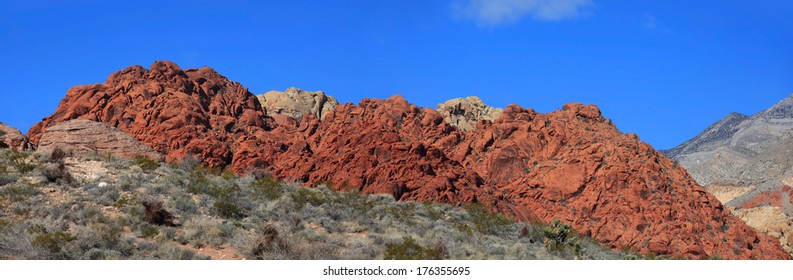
[9, 151, 36, 174]
[84, 248, 122, 260]
[171, 195, 198, 214]
[156, 243, 202, 260]
[114, 193, 138, 208]
[48, 147, 68, 163]
[208, 180, 248, 220]
[139, 225, 160, 238]
[1, 183, 40, 202]
[41, 162, 73, 183]
[214, 199, 245, 220]
[135, 156, 160, 172]
[32, 231, 76, 255]
[332, 190, 374, 214]
[385, 203, 416, 223]
[177, 154, 202, 172]
[178, 217, 236, 247]
[245, 224, 291, 259]
[543, 219, 582, 257]
[291, 188, 326, 210]
[383, 236, 447, 260]
[465, 203, 514, 235]
[251, 175, 283, 200]
[0, 130, 5, 137]
[142, 200, 176, 226]
[0, 174, 18, 186]
[421, 202, 444, 221]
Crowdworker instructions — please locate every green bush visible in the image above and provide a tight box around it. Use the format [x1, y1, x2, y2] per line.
[290, 188, 326, 210]
[383, 236, 446, 260]
[464, 203, 514, 235]
[252, 175, 283, 200]
[543, 219, 582, 257]
[214, 199, 245, 220]
[9, 151, 36, 174]
[135, 156, 161, 172]
[32, 231, 76, 254]
[140, 225, 160, 238]
[1, 183, 40, 202]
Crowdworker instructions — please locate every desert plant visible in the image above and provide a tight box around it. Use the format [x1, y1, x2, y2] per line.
[543, 219, 582, 257]
[142, 200, 176, 226]
[41, 162, 72, 183]
[48, 147, 68, 163]
[139, 225, 160, 238]
[251, 175, 283, 200]
[135, 156, 160, 172]
[9, 151, 36, 174]
[464, 203, 514, 235]
[291, 188, 326, 210]
[1, 183, 40, 202]
[383, 236, 447, 260]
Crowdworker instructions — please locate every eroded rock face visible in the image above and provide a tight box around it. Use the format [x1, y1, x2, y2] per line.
[269, 96, 788, 259]
[0, 122, 34, 151]
[37, 119, 162, 160]
[257, 88, 338, 120]
[437, 96, 503, 131]
[29, 61, 790, 259]
[732, 206, 793, 255]
[28, 61, 275, 170]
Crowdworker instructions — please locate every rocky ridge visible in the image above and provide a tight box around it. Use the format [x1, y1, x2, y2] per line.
[257, 88, 338, 120]
[436, 96, 503, 131]
[666, 93, 793, 256]
[26, 61, 790, 259]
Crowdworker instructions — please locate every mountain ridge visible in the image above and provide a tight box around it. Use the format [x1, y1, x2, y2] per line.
[24, 61, 790, 259]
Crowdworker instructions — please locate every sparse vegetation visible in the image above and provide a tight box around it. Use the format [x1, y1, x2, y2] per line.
[465, 203, 514, 235]
[135, 155, 160, 172]
[542, 219, 583, 258]
[384, 236, 448, 260]
[0, 147, 632, 260]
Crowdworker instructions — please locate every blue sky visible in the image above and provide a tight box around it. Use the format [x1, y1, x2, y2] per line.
[0, 0, 791, 149]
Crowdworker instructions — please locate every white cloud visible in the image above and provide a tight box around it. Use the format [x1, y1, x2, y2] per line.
[452, 0, 594, 26]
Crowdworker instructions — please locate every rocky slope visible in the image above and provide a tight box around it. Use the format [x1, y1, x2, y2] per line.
[437, 96, 503, 131]
[36, 119, 162, 160]
[27, 61, 790, 259]
[257, 88, 338, 120]
[666, 94, 793, 256]
[0, 122, 33, 151]
[28, 61, 273, 171]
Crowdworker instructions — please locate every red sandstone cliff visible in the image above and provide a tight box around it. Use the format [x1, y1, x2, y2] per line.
[27, 61, 791, 259]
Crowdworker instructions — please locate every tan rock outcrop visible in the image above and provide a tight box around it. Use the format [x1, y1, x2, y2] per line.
[37, 119, 162, 160]
[257, 88, 338, 120]
[0, 122, 34, 151]
[437, 96, 503, 131]
[733, 206, 793, 254]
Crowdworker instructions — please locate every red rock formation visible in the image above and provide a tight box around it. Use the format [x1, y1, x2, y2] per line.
[28, 61, 790, 259]
[742, 186, 793, 211]
[28, 61, 274, 170]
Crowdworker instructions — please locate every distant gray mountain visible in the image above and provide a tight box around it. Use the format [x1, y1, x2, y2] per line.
[665, 93, 793, 206]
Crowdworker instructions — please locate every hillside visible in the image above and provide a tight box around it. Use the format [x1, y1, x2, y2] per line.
[23, 61, 790, 259]
[0, 148, 628, 260]
[666, 94, 793, 254]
